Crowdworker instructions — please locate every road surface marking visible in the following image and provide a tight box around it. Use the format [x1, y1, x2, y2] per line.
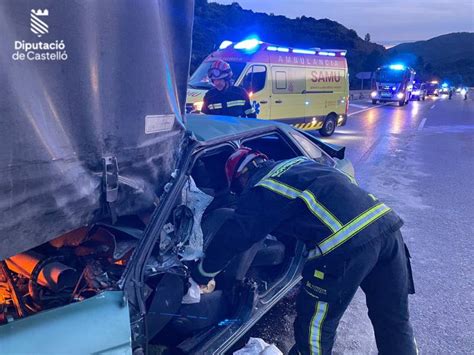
[430, 104, 436, 109]
[418, 118, 427, 131]
[349, 103, 368, 109]
[348, 103, 388, 117]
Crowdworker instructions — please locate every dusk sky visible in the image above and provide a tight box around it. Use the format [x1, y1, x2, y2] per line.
[210, 0, 474, 46]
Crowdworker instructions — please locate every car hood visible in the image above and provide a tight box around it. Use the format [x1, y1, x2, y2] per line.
[0, 0, 194, 259]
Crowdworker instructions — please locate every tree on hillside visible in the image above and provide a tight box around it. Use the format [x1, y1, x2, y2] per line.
[364, 33, 371, 42]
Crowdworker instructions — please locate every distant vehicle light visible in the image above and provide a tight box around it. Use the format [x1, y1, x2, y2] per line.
[293, 48, 316, 55]
[371, 91, 377, 98]
[441, 83, 448, 88]
[340, 51, 347, 56]
[392, 86, 397, 91]
[389, 64, 405, 70]
[397, 92, 404, 99]
[248, 91, 254, 98]
[193, 101, 204, 112]
[266, 46, 277, 51]
[219, 40, 233, 49]
[234, 38, 262, 50]
[430, 80, 439, 84]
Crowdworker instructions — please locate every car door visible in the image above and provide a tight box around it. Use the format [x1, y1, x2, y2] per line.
[239, 64, 270, 118]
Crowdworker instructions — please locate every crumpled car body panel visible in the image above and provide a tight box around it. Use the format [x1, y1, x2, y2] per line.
[0, 0, 194, 260]
[0, 291, 132, 354]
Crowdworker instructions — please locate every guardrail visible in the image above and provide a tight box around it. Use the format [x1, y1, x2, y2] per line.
[349, 90, 371, 101]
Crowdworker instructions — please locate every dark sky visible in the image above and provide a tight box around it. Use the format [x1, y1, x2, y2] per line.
[210, 0, 474, 46]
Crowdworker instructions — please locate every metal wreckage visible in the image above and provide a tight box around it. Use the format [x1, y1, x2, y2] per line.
[0, 1, 354, 353]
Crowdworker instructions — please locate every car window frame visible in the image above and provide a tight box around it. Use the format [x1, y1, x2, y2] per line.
[287, 130, 336, 167]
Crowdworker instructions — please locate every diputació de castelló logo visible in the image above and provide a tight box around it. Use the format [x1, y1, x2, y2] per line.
[12, 9, 68, 61]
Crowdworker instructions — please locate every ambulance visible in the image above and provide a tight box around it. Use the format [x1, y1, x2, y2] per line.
[187, 39, 349, 136]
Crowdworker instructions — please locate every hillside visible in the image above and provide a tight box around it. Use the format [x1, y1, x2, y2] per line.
[192, 2, 474, 87]
[388, 32, 474, 85]
[192, 0, 386, 88]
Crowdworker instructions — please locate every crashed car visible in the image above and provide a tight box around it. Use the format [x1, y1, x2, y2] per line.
[0, 1, 354, 354]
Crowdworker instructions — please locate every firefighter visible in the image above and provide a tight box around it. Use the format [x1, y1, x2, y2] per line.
[201, 59, 256, 118]
[192, 148, 417, 355]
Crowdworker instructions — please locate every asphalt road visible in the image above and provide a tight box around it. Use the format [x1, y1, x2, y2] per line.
[245, 93, 474, 354]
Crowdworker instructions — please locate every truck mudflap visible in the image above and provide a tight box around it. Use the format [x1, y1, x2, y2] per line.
[0, 291, 132, 354]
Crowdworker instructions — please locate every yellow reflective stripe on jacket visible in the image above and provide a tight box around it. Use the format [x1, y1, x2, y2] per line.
[256, 178, 300, 199]
[256, 178, 342, 233]
[226, 99, 246, 107]
[299, 190, 342, 232]
[309, 301, 328, 355]
[317, 203, 392, 255]
[208, 103, 223, 110]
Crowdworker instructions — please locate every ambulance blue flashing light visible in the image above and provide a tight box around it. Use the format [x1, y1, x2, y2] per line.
[389, 64, 405, 70]
[441, 82, 449, 88]
[219, 40, 233, 49]
[293, 48, 316, 55]
[234, 38, 262, 50]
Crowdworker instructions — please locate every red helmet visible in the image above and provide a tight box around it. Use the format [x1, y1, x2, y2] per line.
[208, 60, 233, 81]
[225, 147, 268, 192]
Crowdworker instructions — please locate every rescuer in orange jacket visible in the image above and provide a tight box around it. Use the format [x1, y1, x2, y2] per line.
[201, 60, 256, 118]
[192, 147, 417, 355]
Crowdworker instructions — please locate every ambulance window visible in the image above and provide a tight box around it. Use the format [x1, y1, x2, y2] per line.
[275, 71, 287, 89]
[241, 65, 267, 93]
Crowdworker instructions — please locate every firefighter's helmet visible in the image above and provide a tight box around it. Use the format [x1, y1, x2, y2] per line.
[208, 60, 233, 81]
[225, 147, 268, 193]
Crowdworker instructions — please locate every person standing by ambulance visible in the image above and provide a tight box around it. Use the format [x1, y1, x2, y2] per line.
[192, 148, 418, 355]
[202, 60, 256, 118]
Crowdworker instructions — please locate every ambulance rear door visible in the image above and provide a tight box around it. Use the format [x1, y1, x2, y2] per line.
[239, 64, 270, 118]
[270, 66, 306, 121]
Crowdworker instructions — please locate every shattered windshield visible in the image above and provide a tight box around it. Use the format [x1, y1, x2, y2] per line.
[188, 61, 247, 89]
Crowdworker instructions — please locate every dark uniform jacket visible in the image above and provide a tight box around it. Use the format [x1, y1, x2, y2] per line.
[202, 86, 256, 118]
[199, 156, 403, 278]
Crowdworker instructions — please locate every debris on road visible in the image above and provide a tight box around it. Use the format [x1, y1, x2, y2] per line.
[233, 337, 283, 355]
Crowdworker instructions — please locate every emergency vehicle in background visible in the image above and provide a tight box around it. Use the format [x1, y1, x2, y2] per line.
[187, 39, 349, 136]
[371, 64, 416, 106]
[425, 81, 440, 96]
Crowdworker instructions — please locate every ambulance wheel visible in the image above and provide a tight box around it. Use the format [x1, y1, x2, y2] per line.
[319, 115, 336, 137]
[372, 99, 377, 104]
